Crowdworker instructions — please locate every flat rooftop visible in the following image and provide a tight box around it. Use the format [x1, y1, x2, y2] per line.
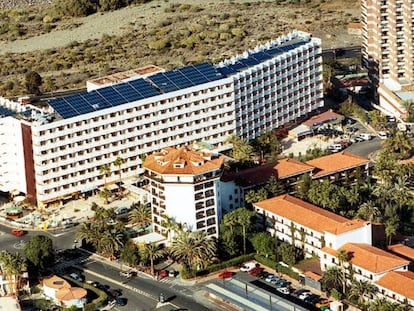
[88, 65, 163, 86]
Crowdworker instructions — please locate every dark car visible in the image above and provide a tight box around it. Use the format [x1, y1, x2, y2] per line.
[292, 289, 310, 297]
[107, 289, 122, 298]
[258, 271, 270, 279]
[116, 297, 127, 306]
[304, 294, 321, 305]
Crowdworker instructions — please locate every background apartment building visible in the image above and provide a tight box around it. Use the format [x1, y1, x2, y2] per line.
[0, 31, 323, 207]
[362, 0, 414, 119]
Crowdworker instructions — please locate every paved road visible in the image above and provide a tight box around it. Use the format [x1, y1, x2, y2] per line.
[78, 257, 211, 311]
[322, 46, 361, 60]
[346, 136, 382, 158]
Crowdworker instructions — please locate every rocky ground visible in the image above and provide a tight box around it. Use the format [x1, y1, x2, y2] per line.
[0, 0, 51, 10]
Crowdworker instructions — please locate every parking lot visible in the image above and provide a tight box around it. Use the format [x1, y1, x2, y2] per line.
[207, 262, 332, 311]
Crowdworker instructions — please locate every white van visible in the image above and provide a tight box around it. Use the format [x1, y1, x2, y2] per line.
[378, 131, 389, 139]
[358, 133, 373, 141]
[329, 144, 343, 152]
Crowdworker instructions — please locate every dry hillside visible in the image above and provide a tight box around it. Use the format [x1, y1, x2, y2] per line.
[0, 0, 361, 96]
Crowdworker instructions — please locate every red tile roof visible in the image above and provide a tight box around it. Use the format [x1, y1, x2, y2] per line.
[303, 110, 343, 127]
[43, 275, 71, 290]
[144, 146, 224, 175]
[253, 194, 366, 234]
[375, 271, 414, 300]
[220, 158, 314, 185]
[304, 271, 322, 281]
[306, 151, 370, 178]
[388, 244, 414, 260]
[55, 287, 87, 301]
[322, 243, 409, 273]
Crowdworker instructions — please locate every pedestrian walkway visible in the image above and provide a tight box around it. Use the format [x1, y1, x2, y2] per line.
[205, 278, 308, 311]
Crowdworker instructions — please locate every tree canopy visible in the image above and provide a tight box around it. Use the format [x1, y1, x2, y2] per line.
[24, 235, 55, 275]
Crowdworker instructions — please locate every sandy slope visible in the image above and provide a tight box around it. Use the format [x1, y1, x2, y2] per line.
[0, 0, 359, 55]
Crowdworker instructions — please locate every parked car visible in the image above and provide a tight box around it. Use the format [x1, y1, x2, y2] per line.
[328, 144, 344, 152]
[159, 270, 168, 278]
[276, 280, 291, 288]
[358, 133, 373, 140]
[292, 289, 310, 297]
[265, 274, 278, 283]
[115, 297, 127, 306]
[69, 273, 84, 282]
[239, 262, 256, 272]
[277, 287, 290, 294]
[298, 291, 312, 300]
[258, 271, 270, 279]
[378, 131, 390, 139]
[350, 135, 365, 143]
[115, 206, 131, 215]
[248, 266, 264, 277]
[218, 271, 234, 279]
[11, 229, 25, 237]
[168, 269, 176, 277]
[304, 294, 321, 305]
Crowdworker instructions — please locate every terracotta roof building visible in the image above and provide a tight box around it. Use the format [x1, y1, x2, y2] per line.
[253, 195, 371, 258]
[43, 275, 87, 309]
[305, 151, 371, 179]
[144, 146, 225, 238]
[375, 271, 414, 306]
[321, 243, 409, 283]
[388, 244, 414, 271]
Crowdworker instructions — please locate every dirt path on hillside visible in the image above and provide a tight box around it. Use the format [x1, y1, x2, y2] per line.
[0, 0, 360, 55]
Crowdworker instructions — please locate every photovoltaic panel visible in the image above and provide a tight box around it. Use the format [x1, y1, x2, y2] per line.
[192, 63, 223, 81]
[64, 94, 90, 115]
[113, 83, 144, 102]
[128, 78, 160, 98]
[82, 91, 110, 111]
[165, 71, 194, 89]
[149, 73, 179, 93]
[97, 87, 128, 106]
[0, 107, 15, 117]
[49, 97, 77, 119]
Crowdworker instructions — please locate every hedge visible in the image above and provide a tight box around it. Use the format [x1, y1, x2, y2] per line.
[181, 253, 256, 279]
[254, 255, 300, 280]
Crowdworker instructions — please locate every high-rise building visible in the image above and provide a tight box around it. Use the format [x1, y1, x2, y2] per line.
[0, 31, 323, 207]
[362, 0, 414, 119]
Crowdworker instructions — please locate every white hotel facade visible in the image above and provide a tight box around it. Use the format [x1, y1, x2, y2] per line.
[0, 31, 323, 206]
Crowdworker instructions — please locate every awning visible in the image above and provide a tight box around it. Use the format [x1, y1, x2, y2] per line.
[5, 205, 23, 215]
[13, 196, 25, 203]
[107, 184, 119, 191]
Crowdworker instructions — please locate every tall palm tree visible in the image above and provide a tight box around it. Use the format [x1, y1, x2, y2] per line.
[348, 279, 376, 306]
[235, 207, 256, 255]
[99, 164, 111, 186]
[383, 129, 413, 159]
[225, 134, 253, 162]
[161, 216, 177, 242]
[142, 243, 164, 276]
[129, 204, 151, 229]
[222, 211, 237, 235]
[337, 249, 350, 295]
[0, 251, 26, 295]
[113, 156, 125, 186]
[385, 216, 399, 245]
[401, 99, 414, 122]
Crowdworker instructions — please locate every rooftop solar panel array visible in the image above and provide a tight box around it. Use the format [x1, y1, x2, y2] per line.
[0, 107, 16, 118]
[148, 62, 223, 93]
[49, 78, 159, 119]
[216, 40, 308, 77]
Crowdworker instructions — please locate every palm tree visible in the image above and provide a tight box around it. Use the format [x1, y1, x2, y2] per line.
[383, 129, 413, 159]
[234, 207, 255, 255]
[76, 222, 104, 252]
[161, 216, 177, 242]
[348, 279, 376, 306]
[385, 216, 399, 245]
[321, 266, 343, 293]
[222, 211, 237, 235]
[225, 134, 253, 162]
[357, 200, 381, 222]
[99, 164, 111, 186]
[99, 187, 112, 204]
[142, 243, 164, 276]
[113, 156, 125, 186]
[0, 251, 26, 295]
[170, 230, 217, 273]
[401, 99, 414, 122]
[129, 203, 151, 229]
[337, 249, 350, 295]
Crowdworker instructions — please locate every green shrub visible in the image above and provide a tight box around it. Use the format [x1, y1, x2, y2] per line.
[148, 39, 168, 50]
[254, 255, 300, 280]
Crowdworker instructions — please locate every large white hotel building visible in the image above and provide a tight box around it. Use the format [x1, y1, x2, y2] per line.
[0, 31, 323, 207]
